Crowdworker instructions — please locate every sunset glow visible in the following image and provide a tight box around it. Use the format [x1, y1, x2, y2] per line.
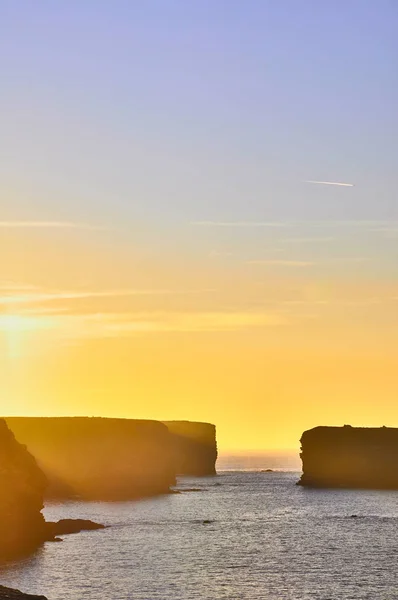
[1, 1, 397, 453]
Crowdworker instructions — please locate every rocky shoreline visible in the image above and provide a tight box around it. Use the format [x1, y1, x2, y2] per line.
[0, 416, 218, 598]
[0, 586, 48, 600]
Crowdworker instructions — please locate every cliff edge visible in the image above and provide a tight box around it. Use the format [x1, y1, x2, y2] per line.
[298, 425, 398, 489]
[5, 417, 175, 500]
[163, 421, 218, 476]
[0, 419, 47, 560]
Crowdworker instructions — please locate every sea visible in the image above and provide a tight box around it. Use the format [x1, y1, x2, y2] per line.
[1, 453, 398, 600]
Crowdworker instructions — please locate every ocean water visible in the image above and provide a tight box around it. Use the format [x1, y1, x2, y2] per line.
[1, 456, 398, 599]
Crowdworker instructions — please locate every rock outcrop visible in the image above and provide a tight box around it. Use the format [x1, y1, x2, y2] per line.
[5, 418, 176, 500]
[163, 421, 218, 476]
[0, 587, 47, 600]
[299, 425, 398, 489]
[46, 519, 105, 537]
[0, 419, 48, 560]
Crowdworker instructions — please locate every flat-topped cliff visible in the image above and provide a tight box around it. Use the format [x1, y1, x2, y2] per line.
[0, 419, 47, 560]
[5, 417, 175, 500]
[163, 421, 217, 476]
[299, 425, 398, 489]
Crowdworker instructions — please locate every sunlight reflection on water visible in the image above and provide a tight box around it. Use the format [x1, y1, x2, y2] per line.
[1, 470, 398, 599]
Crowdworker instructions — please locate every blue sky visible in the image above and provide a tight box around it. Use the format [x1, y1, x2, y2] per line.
[1, 0, 397, 227]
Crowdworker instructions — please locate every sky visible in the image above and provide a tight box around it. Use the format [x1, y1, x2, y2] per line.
[1, 1, 397, 451]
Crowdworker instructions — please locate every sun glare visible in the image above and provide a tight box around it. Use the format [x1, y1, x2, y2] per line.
[0, 314, 53, 360]
[0, 315, 40, 333]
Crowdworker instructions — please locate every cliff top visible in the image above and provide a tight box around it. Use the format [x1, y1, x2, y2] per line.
[301, 425, 398, 444]
[163, 421, 216, 442]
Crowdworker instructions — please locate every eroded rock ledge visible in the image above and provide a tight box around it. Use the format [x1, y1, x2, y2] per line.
[298, 425, 398, 489]
[0, 586, 47, 600]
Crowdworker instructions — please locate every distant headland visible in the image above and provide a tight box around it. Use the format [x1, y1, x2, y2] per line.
[299, 425, 398, 489]
[3, 417, 218, 500]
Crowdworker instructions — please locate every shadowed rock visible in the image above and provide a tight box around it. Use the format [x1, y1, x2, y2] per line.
[163, 421, 218, 476]
[46, 518, 105, 536]
[0, 587, 47, 600]
[298, 425, 398, 489]
[5, 417, 176, 500]
[0, 419, 47, 560]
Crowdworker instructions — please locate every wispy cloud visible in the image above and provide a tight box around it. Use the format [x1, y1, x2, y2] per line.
[191, 221, 288, 228]
[304, 180, 354, 187]
[282, 237, 335, 244]
[0, 281, 39, 292]
[1, 310, 287, 338]
[247, 260, 315, 267]
[0, 288, 215, 305]
[208, 250, 233, 258]
[55, 310, 288, 336]
[0, 221, 105, 230]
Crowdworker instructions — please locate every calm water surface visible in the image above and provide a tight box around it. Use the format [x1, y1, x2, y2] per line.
[1, 458, 398, 599]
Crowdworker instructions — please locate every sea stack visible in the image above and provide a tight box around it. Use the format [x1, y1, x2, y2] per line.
[0, 419, 47, 560]
[298, 425, 398, 489]
[164, 421, 218, 475]
[5, 417, 176, 500]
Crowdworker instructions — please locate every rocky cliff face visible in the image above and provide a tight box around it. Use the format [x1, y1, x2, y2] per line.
[299, 425, 398, 489]
[0, 419, 47, 560]
[163, 421, 218, 476]
[0, 586, 47, 600]
[6, 418, 176, 500]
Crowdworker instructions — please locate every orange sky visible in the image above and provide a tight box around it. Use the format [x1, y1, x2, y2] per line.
[1, 222, 398, 452]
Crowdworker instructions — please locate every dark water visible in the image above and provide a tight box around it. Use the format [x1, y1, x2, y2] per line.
[1, 466, 398, 599]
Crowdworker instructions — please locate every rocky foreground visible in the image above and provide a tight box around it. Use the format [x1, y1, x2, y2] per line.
[0, 420, 48, 560]
[0, 586, 47, 600]
[299, 425, 398, 489]
[0, 416, 217, 597]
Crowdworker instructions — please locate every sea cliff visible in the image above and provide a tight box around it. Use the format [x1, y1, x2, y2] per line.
[0, 419, 47, 560]
[5, 417, 176, 500]
[298, 425, 398, 489]
[164, 421, 218, 475]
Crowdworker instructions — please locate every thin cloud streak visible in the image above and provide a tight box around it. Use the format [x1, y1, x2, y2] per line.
[0, 288, 215, 305]
[282, 237, 335, 244]
[192, 220, 396, 230]
[247, 260, 315, 267]
[191, 221, 288, 228]
[46, 310, 289, 337]
[0, 221, 105, 230]
[304, 180, 354, 187]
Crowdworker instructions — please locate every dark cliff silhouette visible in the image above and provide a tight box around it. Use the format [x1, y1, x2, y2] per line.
[163, 421, 218, 476]
[0, 419, 47, 560]
[298, 425, 398, 489]
[6, 417, 176, 500]
[0, 586, 47, 600]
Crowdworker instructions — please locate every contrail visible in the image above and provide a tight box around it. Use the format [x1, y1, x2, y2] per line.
[305, 180, 354, 187]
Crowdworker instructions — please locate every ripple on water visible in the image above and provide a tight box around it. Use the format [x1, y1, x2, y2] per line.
[1, 472, 398, 599]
